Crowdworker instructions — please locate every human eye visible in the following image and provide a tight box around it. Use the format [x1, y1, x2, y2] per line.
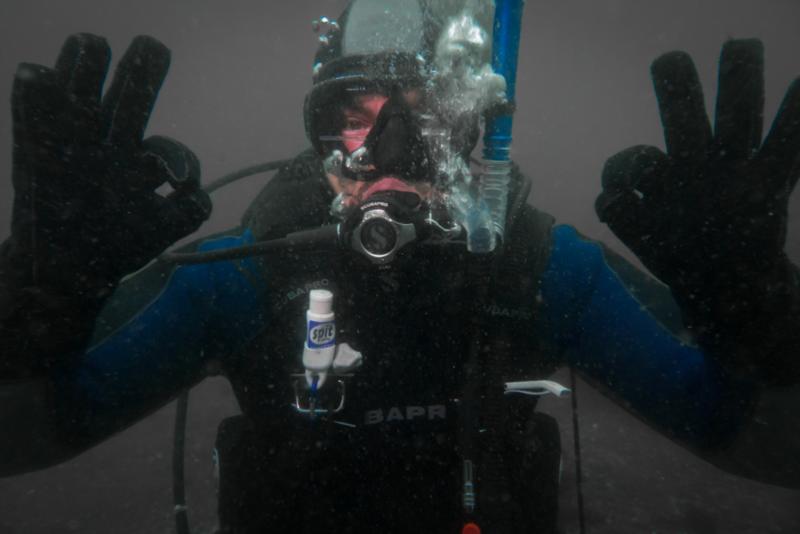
[344, 116, 370, 131]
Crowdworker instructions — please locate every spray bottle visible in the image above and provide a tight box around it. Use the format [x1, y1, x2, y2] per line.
[302, 289, 336, 390]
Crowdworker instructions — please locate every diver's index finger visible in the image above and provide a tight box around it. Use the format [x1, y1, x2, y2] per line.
[713, 39, 764, 160]
[651, 51, 712, 161]
[54, 33, 111, 108]
[101, 35, 170, 146]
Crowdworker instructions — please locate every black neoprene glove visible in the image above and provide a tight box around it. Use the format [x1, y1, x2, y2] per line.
[1, 34, 211, 376]
[596, 39, 800, 383]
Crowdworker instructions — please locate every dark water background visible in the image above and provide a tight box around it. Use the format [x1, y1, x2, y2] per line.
[1, 1, 799, 532]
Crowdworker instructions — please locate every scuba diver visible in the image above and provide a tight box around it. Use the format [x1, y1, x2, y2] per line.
[1, 0, 800, 532]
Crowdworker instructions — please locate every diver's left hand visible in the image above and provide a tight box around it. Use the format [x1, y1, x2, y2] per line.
[596, 39, 800, 345]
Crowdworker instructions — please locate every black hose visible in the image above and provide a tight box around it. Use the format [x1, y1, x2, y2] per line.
[167, 158, 288, 534]
[159, 224, 340, 265]
[167, 158, 291, 534]
[173, 390, 190, 534]
[161, 237, 294, 265]
[202, 159, 293, 194]
[569, 367, 586, 534]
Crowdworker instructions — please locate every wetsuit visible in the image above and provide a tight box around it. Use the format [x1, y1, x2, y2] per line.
[7, 150, 755, 532]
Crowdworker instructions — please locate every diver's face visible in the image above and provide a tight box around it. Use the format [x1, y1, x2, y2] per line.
[326, 92, 433, 208]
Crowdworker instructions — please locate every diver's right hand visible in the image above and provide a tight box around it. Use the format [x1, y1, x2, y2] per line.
[6, 33, 211, 302]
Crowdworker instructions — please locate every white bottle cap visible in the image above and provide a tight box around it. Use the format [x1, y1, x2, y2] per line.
[309, 289, 333, 315]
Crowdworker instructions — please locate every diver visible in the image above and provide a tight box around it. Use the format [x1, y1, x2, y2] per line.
[1, 0, 799, 532]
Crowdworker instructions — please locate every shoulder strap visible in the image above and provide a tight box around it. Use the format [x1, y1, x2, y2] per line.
[499, 163, 555, 292]
[459, 168, 557, 530]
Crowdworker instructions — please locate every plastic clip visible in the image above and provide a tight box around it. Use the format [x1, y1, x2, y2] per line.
[503, 379, 571, 398]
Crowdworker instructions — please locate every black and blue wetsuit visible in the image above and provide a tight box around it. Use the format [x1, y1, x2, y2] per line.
[18, 151, 755, 532]
[33, 150, 755, 532]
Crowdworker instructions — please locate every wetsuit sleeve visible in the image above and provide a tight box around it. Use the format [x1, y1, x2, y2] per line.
[3, 229, 268, 472]
[539, 225, 754, 450]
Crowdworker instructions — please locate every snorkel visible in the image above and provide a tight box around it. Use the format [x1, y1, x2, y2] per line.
[478, 0, 525, 252]
[404, 0, 526, 253]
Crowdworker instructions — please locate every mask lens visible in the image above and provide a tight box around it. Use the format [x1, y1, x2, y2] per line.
[339, 93, 388, 153]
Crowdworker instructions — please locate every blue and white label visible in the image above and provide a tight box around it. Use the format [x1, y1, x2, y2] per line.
[307, 320, 336, 348]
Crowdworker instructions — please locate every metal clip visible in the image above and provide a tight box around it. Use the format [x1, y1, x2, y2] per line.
[462, 459, 476, 513]
[311, 16, 340, 34]
[291, 375, 348, 415]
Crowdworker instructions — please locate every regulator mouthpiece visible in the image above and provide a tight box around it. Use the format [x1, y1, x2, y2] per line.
[342, 191, 423, 265]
